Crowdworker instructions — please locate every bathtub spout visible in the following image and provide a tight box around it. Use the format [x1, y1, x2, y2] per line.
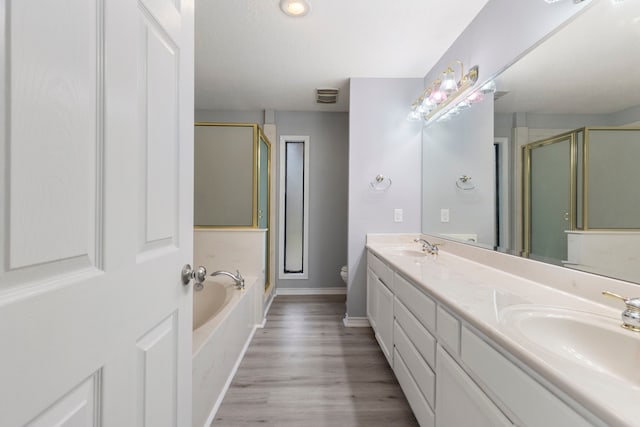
[210, 270, 245, 289]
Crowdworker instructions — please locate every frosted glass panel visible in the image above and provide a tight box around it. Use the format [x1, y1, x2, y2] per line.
[284, 142, 304, 273]
[587, 129, 640, 229]
[194, 125, 254, 226]
[530, 137, 571, 261]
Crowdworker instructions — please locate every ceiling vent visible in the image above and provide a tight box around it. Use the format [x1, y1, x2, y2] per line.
[316, 88, 339, 104]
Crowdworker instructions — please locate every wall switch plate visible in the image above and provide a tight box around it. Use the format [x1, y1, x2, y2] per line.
[440, 208, 450, 223]
[394, 208, 403, 222]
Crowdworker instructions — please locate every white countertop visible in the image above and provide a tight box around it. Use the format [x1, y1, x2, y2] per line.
[366, 235, 640, 427]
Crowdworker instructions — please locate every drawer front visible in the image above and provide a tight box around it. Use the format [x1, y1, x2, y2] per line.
[394, 320, 436, 408]
[368, 251, 393, 289]
[394, 297, 436, 369]
[436, 305, 461, 356]
[394, 348, 436, 427]
[394, 273, 436, 333]
[461, 327, 593, 427]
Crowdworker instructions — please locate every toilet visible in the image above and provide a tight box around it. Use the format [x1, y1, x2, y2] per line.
[340, 265, 348, 284]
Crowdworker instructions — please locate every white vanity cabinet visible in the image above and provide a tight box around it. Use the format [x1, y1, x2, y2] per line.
[436, 344, 512, 427]
[366, 252, 394, 366]
[365, 249, 601, 427]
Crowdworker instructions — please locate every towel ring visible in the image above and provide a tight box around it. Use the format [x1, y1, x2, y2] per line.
[456, 175, 475, 190]
[370, 174, 392, 191]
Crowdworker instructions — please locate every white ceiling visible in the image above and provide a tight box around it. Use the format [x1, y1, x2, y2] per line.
[495, 0, 640, 115]
[194, 0, 490, 112]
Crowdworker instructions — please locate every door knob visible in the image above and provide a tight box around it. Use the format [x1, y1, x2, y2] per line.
[182, 264, 207, 290]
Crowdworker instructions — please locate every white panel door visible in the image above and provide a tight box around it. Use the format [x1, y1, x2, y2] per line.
[0, 0, 194, 426]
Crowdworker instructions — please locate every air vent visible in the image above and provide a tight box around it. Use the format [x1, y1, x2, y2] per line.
[316, 88, 339, 104]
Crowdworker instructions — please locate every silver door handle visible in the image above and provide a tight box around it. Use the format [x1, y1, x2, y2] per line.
[182, 264, 207, 290]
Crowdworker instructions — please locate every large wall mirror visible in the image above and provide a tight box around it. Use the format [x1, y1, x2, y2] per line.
[422, 0, 640, 284]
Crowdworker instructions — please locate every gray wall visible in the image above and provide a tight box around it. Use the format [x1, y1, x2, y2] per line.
[275, 111, 349, 289]
[348, 78, 423, 319]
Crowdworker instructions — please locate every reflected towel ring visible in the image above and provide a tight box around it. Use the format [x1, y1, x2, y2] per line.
[370, 174, 392, 191]
[456, 175, 475, 190]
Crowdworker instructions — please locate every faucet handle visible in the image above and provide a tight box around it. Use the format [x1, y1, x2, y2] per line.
[602, 291, 640, 310]
[602, 291, 640, 332]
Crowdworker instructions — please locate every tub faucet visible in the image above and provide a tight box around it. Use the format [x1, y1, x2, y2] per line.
[210, 270, 245, 289]
[414, 238, 439, 255]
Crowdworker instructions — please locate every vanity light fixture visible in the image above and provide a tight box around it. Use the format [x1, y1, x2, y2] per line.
[280, 0, 311, 17]
[408, 61, 480, 125]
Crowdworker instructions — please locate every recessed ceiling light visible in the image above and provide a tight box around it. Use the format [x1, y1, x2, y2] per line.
[280, 0, 311, 17]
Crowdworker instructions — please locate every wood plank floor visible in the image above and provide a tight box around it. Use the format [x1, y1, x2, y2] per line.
[212, 295, 418, 426]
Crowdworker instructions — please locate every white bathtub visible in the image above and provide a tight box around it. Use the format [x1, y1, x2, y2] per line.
[192, 275, 263, 427]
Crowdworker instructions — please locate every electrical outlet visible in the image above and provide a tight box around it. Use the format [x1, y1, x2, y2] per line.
[394, 208, 403, 222]
[440, 208, 450, 223]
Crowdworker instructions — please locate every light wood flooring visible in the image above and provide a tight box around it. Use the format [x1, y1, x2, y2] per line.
[212, 294, 418, 426]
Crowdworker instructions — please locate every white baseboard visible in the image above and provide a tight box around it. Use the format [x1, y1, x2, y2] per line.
[343, 316, 371, 328]
[276, 287, 347, 295]
[202, 325, 257, 427]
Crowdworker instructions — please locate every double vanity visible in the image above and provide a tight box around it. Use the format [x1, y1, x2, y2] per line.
[366, 234, 639, 427]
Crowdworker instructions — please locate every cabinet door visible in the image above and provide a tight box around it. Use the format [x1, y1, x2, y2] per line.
[376, 277, 394, 366]
[436, 345, 512, 427]
[367, 268, 378, 329]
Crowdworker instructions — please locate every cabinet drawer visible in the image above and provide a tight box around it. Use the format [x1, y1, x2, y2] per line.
[394, 298, 436, 369]
[436, 305, 460, 356]
[461, 326, 592, 427]
[436, 345, 512, 427]
[394, 348, 436, 427]
[394, 273, 436, 333]
[394, 320, 435, 408]
[368, 251, 393, 289]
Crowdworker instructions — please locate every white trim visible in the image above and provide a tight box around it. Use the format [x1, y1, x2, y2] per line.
[201, 325, 258, 427]
[278, 135, 310, 280]
[494, 137, 510, 249]
[276, 287, 347, 295]
[343, 316, 371, 328]
[258, 291, 276, 328]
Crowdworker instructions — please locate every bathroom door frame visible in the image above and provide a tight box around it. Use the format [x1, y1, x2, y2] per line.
[0, 1, 195, 426]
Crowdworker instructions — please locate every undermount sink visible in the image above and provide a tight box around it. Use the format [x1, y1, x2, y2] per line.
[499, 306, 640, 386]
[387, 248, 428, 258]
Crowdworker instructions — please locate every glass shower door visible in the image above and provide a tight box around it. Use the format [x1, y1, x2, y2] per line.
[525, 133, 574, 262]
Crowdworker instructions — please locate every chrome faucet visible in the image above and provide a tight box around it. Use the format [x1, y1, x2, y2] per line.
[414, 238, 439, 255]
[602, 291, 640, 332]
[210, 270, 245, 289]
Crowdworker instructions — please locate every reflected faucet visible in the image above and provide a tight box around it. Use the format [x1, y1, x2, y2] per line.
[210, 270, 245, 289]
[414, 238, 439, 255]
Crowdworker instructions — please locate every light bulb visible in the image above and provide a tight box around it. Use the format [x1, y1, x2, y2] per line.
[280, 0, 310, 17]
[439, 69, 458, 96]
[407, 110, 422, 121]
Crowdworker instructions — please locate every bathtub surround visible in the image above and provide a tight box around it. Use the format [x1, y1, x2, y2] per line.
[194, 229, 266, 283]
[192, 275, 265, 427]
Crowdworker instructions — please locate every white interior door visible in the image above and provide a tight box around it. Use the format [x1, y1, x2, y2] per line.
[0, 0, 194, 426]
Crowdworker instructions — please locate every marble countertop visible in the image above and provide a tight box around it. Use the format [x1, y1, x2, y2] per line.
[366, 235, 640, 427]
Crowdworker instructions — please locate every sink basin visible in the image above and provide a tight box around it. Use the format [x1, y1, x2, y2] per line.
[387, 248, 428, 258]
[500, 306, 640, 386]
